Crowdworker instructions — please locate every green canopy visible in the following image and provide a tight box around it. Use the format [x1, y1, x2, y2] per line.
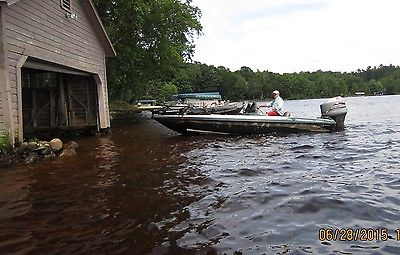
[172, 92, 221, 100]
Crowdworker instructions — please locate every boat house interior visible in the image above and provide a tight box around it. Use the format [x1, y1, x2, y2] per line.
[21, 64, 99, 136]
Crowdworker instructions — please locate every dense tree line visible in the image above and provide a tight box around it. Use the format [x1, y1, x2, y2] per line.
[93, 1, 400, 103]
[167, 63, 400, 101]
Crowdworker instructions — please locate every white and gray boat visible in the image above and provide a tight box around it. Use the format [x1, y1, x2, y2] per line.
[153, 97, 348, 135]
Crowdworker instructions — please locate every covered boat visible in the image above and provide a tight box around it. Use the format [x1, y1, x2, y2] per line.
[153, 97, 347, 135]
[152, 91, 242, 115]
[152, 102, 242, 115]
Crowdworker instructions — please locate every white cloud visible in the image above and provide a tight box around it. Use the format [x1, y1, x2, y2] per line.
[191, 0, 400, 73]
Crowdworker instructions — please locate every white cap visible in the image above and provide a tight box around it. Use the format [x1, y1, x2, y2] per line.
[272, 90, 280, 95]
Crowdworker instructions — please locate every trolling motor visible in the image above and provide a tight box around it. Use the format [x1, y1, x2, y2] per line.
[320, 96, 348, 129]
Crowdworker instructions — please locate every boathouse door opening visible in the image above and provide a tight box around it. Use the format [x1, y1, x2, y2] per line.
[21, 67, 99, 137]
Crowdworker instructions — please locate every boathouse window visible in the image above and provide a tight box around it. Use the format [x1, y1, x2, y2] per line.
[61, 0, 71, 12]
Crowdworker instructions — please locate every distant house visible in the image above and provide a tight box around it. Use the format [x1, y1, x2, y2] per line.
[354, 92, 366, 96]
[0, 0, 116, 143]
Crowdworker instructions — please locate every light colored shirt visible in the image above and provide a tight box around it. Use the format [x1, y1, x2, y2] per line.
[267, 96, 284, 115]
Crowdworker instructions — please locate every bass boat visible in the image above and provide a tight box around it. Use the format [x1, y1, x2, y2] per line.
[153, 97, 347, 135]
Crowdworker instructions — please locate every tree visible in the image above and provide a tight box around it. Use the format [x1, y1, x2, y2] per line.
[368, 79, 384, 94]
[93, 0, 202, 100]
[158, 82, 178, 102]
[232, 74, 248, 100]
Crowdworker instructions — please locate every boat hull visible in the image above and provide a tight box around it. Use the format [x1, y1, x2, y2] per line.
[152, 103, 242, 115]
[153, 114, 338, 135]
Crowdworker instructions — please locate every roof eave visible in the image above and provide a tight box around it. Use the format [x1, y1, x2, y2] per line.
[81, 0, 116, 57]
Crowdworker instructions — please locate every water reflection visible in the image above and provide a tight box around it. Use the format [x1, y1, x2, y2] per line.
[94, 136, 119, 187]
[0, 96, 399, 254]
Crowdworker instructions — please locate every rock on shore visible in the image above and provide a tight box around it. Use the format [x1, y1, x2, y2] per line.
[49, 138, 63, 151]
[17, 138, 79, 164]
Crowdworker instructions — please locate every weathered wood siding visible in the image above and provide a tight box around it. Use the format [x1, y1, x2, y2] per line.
[0, 5, 5, 132]
[3, 0, 110, 139]
[0, 3, 15, 141]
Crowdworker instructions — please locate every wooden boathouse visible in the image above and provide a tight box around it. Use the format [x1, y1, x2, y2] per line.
[0, 0, 115, 144]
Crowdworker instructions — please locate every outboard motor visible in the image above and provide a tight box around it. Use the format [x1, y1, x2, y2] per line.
[320, 96, 347, 129]
[241, 102, 258, 114]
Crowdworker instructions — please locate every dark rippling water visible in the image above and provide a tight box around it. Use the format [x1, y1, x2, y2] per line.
[0, 95, 399, 255]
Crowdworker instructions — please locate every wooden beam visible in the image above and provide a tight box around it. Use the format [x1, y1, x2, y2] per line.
[31, 90, 36, 127]
[34, 97, 51, 126]
[0, 4, 15, 143]
[67, 77, 73, 125]
[93, 73, 107, 129]
[58, 74, 67, 126]
[50, 89, 56, 126]
[70, 94, 88, 110]
[102, 56, 110, 128]
[24, 60, 90, 76]
[16, 55, 28, 141]
[86, 79, 90, 124]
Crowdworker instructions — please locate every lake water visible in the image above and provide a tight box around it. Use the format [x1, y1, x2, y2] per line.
[0, 95, 399, 255]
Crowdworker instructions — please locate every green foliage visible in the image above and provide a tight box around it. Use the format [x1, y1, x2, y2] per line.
[93, 0, 202, 101]
[158, 82, 178, 102]
[93, 1, 399, 102]
[0, 133, 12, 156]
[166, 64, 400, 101]
[109, 100, 139, 111]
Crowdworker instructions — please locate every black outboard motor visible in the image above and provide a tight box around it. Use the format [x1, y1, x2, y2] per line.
[320, 96, 347, 129]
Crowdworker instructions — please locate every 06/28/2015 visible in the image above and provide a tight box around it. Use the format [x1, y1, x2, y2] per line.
[318, 228, 400, 242]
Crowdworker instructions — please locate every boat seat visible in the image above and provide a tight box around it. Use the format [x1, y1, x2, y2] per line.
[244, 102, 257, 113]
[283, 111, 291, 117]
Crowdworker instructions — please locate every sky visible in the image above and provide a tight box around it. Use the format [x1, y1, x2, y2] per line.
[191, 0, 400, 73]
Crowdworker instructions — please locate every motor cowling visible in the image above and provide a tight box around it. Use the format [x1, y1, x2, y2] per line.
[320, 96, 347, 129]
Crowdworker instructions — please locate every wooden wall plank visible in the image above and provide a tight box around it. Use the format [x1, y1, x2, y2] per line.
[6, 32, 103, 70]
[5, 12, 104, 58]
[11, 1, 103, 50]
[2, 0, 112, 140]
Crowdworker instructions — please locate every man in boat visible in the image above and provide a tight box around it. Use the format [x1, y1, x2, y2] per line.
[266, 90, 284, 116]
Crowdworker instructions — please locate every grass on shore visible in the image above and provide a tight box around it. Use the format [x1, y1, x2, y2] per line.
[0, 134, 13, 157]
[109, 100, 139, 111]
